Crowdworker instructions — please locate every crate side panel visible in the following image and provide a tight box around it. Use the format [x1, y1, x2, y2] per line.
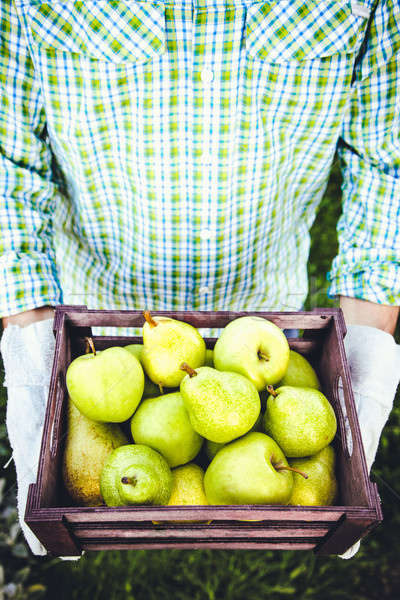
[33, 320, 72, 509]
[316, 317, 372, 508]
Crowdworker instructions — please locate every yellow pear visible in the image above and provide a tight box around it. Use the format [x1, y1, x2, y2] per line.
[153, 463, 210, 524]
[62, 399, 129, 506]
[287, 445, 339, 506]
[141, 311, 206, 388]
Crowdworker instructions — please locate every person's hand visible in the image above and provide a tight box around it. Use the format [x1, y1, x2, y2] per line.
[339, 324, 400, 559]
[1, 313, 56, 556]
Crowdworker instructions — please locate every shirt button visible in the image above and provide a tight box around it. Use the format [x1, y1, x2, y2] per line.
[199, 285, 210, 296]
[201, 69, 214, 84]
[200, 228, 212, 241]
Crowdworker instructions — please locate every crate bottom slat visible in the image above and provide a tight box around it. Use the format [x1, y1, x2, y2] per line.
[71, 524, 333, 540]
[79, 539, 318, 552]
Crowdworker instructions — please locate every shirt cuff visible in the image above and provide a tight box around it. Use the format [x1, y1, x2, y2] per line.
[0, 251, 63, 317]
[327, 258, 400, 305]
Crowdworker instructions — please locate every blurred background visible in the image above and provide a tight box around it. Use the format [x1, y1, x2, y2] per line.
[1, 160, 399, 600]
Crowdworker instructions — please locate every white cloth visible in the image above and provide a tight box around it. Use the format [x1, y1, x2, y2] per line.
[344, 324, 400, 472]
[339, 324, 400, 560]
[1, 319, 55, 556]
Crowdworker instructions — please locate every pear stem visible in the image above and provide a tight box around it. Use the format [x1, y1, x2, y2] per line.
[180, 362, 197, 377]
[258, 352, 269, 362]
[274, 464, 308, 479]
[143, 310, 158, 328]
[266, 385, 278, 397]
[85, 337, 96, 356]
[158, 381, 164, 395]
[121, 476, 137, 487]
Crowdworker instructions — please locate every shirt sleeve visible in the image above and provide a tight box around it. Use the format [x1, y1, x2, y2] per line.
[328, 0, 400, 306]
[0, 0, 63, 317]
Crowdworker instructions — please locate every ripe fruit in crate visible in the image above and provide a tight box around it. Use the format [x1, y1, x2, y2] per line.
[180, 364, 261, 443]
[288, 445, 339, 506]
[204, 411, 264, 460]
[204, 432, 306, 505]
[130, 391, 204, 467]
[204, 348, 214, 367]
[204, 439, 225, 461]
[141, 311, 206, 388]
[168, 463, 209, 508]
[276, 350, 321, 390]
[153, 463, 211, 524]
[62, 399, 129, 506]
[125, 343, 167, 398]
[66, 338, 145, 422]
[100, 444, 173, 506]
[213, 316, 290, 390]
[262, 385, 337, 457]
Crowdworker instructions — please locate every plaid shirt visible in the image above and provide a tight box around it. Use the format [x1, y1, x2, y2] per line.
[0, 0, 399, 317]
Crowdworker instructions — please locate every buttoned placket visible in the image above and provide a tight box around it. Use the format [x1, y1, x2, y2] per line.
[192, 3, 220, 306]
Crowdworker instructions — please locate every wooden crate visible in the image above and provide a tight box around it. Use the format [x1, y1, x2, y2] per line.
[25, 306, 382, 556]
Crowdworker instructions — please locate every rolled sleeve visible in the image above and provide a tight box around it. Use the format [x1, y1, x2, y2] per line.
[0, 1, 63, 316]
[328, 0, 400, 306]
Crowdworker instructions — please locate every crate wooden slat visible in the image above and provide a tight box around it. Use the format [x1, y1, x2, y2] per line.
[25, 306, 383, 556]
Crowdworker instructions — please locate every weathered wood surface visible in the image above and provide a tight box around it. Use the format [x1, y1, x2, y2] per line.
[25, 305, 382, 557]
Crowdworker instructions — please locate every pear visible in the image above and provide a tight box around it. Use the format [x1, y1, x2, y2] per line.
[213, 316, 290, 390]
[141, 311, 206, 388]
[180, 364, 261, 444]
[100, 444, 173, 506]
[204, 349, 214, 368]
[204, 410, 264, 461]
[168, 463, 209, 507]
[62, 399, 129, 506]
[130, 392, 204, 468]
[125, 343, 166, 398]
[204, 432, 297, 505]
[288, 445, 339, 506]
[204, 439, 225, 462]
[153, 463, 210, 524]
[276, 350, 321, 390]
[263, 385, 337, 458]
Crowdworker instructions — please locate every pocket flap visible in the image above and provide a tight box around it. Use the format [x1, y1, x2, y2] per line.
[246, 0, 370, 62]
[28, 0, 165, 63]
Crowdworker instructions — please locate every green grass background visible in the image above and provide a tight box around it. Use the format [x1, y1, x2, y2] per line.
[1, 159, 400, 599]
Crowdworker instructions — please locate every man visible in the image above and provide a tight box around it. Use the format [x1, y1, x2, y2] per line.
[1, 0, 399, 556]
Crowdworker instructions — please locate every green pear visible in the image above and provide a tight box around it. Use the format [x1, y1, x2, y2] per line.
[204, 432, 295, 505]
[66, 339, 145, 422]
[180, 364, 261, 444]
[125, 343, 166, 398]
[263, 386, 337, 458]
[204, 439, 226, 462]
[141, 311, 206, 388]
[100, 444, 173, 506]
[276, 350, 321, 390]
[62, 399, 129, 506]
[130, 392, 204, 468]
[204, 349, 214, 367]
[213, 316, 290, 390]
[204, 411, 264, 461]
[288, 445, 339, 506]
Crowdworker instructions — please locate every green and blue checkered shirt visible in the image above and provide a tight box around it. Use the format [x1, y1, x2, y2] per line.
[1, 0, 399, 316]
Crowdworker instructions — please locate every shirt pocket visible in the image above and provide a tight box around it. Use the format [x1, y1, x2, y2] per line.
[246, 0, 371, 63]
[26, 0, 166, 63]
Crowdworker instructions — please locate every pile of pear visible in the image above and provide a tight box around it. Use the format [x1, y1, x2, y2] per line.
[63, 312, 339, 511]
